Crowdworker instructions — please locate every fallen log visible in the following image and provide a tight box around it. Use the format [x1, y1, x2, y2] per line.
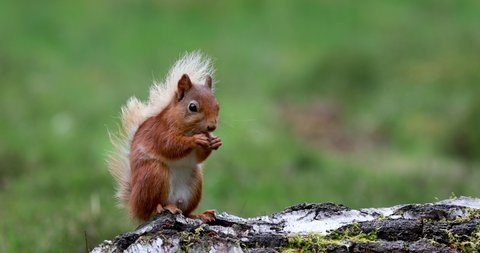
[92, 196, 480, 252]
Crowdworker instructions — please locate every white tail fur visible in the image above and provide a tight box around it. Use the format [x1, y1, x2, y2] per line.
[107, 51, 215, 206]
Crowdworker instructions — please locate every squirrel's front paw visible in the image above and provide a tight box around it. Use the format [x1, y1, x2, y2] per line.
[193, 134, 210, 148]
[209, 136, 222, 150]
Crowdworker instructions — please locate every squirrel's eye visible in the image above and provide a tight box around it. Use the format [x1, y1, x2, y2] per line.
[188, 102, 198, 112]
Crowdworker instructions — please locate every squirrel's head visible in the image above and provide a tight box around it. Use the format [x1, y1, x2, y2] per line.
[172, 74, 219, 135]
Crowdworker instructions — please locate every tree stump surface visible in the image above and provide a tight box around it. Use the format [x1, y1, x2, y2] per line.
[92, 196, 480, 252]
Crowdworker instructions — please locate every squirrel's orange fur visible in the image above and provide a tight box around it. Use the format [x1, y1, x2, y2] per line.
[108, 52, 221, 222]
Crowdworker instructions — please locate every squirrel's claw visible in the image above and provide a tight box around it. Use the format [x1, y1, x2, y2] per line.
[199, 210, 216, 222]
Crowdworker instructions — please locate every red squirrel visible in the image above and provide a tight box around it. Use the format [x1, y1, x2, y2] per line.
[108, 52, 221, 222]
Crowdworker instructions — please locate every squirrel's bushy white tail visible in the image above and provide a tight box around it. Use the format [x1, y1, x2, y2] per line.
[108, 51, 215, 206]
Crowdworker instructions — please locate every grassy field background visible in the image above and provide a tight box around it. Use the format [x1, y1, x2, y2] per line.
[1, 1, 479, 252]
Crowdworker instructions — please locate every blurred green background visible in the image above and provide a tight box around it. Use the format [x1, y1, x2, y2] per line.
[1, 0, 479, 251]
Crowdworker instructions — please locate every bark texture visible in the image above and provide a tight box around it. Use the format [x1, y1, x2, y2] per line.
[92, 196, 480, 252]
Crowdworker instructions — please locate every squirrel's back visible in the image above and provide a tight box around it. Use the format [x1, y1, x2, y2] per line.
[108, 51, 215, 206]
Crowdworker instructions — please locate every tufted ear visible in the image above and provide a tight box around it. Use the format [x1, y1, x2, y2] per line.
[177, 74, 192, 101]
[205, 75, 213, 89]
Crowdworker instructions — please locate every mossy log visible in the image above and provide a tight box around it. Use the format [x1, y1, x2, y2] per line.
[92, 197, 480, 252]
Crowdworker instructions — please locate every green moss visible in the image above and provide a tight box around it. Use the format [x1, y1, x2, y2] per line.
[329, 225, 377, 242]
[425, 238, 441, 247]
[377, 214, 387, 221]
[449, 192, 458, 199]
[137, 234, 155, 244]
[283, 226, 378, 252]
[178, 225, 208, 252]
[466, 208, 480, 220]
[447, 224, 480, 252]
[179, 231, 197, 252]
[177, 225, 246, 252]
[284, 233, 340, 252]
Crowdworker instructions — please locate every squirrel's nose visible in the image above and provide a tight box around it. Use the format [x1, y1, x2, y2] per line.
[207, 124, 217, 132]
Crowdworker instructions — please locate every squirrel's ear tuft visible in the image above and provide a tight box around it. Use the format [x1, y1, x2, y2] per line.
[177, 74, 192, 101]
[205, 75, 213, 89]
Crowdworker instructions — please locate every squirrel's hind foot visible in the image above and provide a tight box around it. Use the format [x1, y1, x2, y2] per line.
[188, 210, 216, 223]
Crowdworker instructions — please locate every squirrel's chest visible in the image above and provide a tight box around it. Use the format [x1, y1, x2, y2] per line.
[166, 152, 201, 210]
